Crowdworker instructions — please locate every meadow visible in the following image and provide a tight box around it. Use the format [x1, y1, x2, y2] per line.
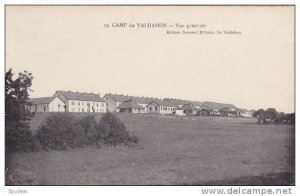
[6, 113, 295, 185]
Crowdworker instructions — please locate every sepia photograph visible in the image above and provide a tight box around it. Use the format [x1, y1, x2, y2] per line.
[4, 5, 295, 186]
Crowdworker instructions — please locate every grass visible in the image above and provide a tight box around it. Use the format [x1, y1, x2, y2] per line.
[6, 113, 295, 185]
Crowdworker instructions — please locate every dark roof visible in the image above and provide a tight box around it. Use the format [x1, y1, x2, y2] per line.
[148, 100, 176, 107]
[104, 93, 160, 104]
[180, 103, 198, 111]
[163, 98, 192, 106]
[104, 94, 131, 102]
[201, 102, 237, 110]
[118, 99, 145, 109]
[54, 91, 105, 102]
[134, 96, 161, 104]
[199, 105, 212, 110]
[55, 94, 68, 102]
[191, 101, 204, 107]
[239, 108, 252, 112]
[30, 97, 54, 105]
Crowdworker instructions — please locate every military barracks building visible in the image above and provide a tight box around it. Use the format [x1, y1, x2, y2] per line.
[28, 90, 107, 113]
[28, 90, 253, 117]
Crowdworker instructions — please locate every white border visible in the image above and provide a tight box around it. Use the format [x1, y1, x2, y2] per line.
[0, 1, 297, 196]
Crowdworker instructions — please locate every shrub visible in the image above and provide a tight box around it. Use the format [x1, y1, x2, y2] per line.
[37, 113, 82, 150]
[37, 112, 138, 150]
[97, 112, 131, 145]
[5, 121, 37, 152]
[73, 115, 99, 145]
[128, 135, 139, 144]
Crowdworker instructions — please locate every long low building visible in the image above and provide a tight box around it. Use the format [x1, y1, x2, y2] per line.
[147, 100, 176, 115]
[118, 99, 146, 113]
[103, 93, 161, 113]
[28, 91, 253, 117]
[28, 90, 107, 113]
[27, 96, 65, 112]
[54, 91, 107, 113]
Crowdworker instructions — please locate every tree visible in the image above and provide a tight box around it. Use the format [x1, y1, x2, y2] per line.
[253, 109, 265, 123]
[5, 69, 34, 121]
[265, 108, 279, 121]
[253, 108, 283, 124]
[5, 69, 35, 152]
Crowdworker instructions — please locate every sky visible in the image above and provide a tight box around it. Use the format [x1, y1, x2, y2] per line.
[5, 6, 294, 113]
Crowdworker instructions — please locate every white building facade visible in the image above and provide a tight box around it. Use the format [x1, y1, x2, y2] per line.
[49, 96, 65, 112]
[54, 91, 107, 113]
[67, 100, 107, 113]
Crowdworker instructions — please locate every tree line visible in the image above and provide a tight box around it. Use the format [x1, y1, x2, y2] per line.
[253, 108, 295, 124]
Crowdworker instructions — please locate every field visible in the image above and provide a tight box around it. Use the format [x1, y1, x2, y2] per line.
[6, 113, 295, 185]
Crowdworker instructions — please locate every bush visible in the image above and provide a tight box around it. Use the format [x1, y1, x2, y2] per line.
[128, 135, 139, 144]
[73, 115, 99, 145]
[97, 112, 131, 145]
[37, 113, 82, 150]
[5, 121, 37, 152]
[37, 112, 138, 150]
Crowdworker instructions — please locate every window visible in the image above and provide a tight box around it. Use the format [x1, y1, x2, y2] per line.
[96, 103, 98, 107]
[71, 101, 75, 105]
[78, 102, 80, 106]
[82, 102, 84, 105]
[93, 102, 95, 106]
[82, 108, 84, 112]
[155, 106, 158, 111]
[101, 103, 104, 107]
